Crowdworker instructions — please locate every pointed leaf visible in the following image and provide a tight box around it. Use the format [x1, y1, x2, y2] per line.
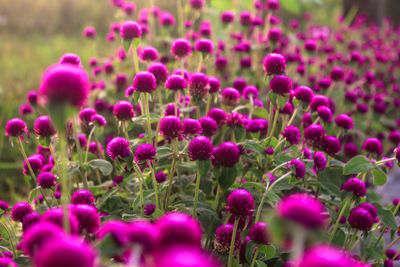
[372, 168, 387, 186]
[197, 159, 211, 179]
[343, 155, 374, 175]
[123, 38, 132, 53]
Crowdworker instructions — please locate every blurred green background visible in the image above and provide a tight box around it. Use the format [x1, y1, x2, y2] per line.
[0, 0, 398, 200]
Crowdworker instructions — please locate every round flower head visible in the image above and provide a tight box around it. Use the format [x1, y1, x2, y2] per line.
[348, 206, 374, 231]
[322, 136, 342, 155]
[212, 142, 240, 167]
[71, 189, 95, 205]
[270, 75, 292, 95]
[22, 222, 64, 257]
[132, 71, 157, 93]
[242, 85, 259, 100]
[127, 220, 158, 252]
[135, 144, 156, 161]
[221, 10, 235, 24]
[140, 46, 159, 62]
[199, 116, 218, 137]
[37, 172, 56, 189]
[107, 137, 131, 159]
[358, 203, 377, 220]
[330, 66, 345, 81]
[0, 200, 9, 210]
[165, 75, 187, 91]
[190, 0, 204, 9]
[207, 108, 226, 125]
[91, 114, 107, 127]
[277, 193, 325, 229]
[156, 212, 202, 248]
[239, 10, 252, 26]
[188, 136, 214, 161]
[226, 189, 255, 218]
[154, 246, 221, 267]
[34, 236, 98, 267]
[304, 124, 326, 146]
[298, 244, 369, 267]
[208, 77, 221, 94]
[171, 38, 192, 58]
[103, 62, 114, 74]
[294, 86, 314, 102]
[39, 64, 89, 107]
[164, 103, 180, 117]
[120, 20, 141, 39]
[362, 138, 383, 156]
[42, 207, 79, 234]
[313, 151, 327, 171]
[5, 118, 28, 137]
[221, 87, 240, 106]
[144, 204, 156, 215]
[113, 100, 135, 121]
[34, 116, 57, 137]
[83, 26, 96, 38]
[183, 118, 202, 136]
[70, 204, 100, 234]
[155, 171, 167, 183]
[11, 202, 33, 222]
[281, 126, 301, 145]
[310, 95, 329, 111]
[214, 224, 242, 254]
[27, 90, 39, 105]
[287, 159, 305, 179]
[342, 178, 366, 197]
[159, 116, 183, 139]
[97, 220, 129, 245]
[20, 106, 32, 117]
[246, 119, 268, 135]
[334, 114, 354, 130]
[160, 12, 175, 27]
[264, 53, 286, 75]
[123, 1, 135, 15]
[215, 57, 227, 72]
[23, 155, 43, 175]
[194, 38, 214, 54]
[22, 212, 42, 232]
[59, 53, 82, 66]
[268, 27, 282, 42]
[189, 73, 209, 102]
[389, 131, 400, 144]
[317, 106, 333, 123]
[0, 258, 17, 267]
[249, 222, 271, 245]
[79, 108, 96, 122]
[148, 63, 168, 86]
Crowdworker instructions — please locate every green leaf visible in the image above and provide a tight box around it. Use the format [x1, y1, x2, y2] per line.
[332, 228, 346, 246]
[277, 94, 288, 108]
[96, 234, 124, 258]
[245, 240, 258, 263]
[255, 260, 268, 267]
[38, 136, 51, 147]
[254, 108, 269, 119]
[268, 92, 277, 108]
[373, 202, 397, 229]
[234, 126, 246, 142]
[88, 159, 113, 176]
[197, 159, 211, 179]
[372, 168, 387, 186]
[318, 167, 342, 196]
[134, 38, 141, 48]
[280, 0, 301, 14]
[217, 166, 237, 190]
[343, 155, 374, 175]
[122, 38, 132, 53]
[258, 244, 276, 260]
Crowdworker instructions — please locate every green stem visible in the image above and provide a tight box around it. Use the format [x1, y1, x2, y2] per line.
[72, 115, 88, 189]
[249, 247, 259, 267]
[205, 94, 212, 115]
[249, 96, 254, 120]
[84, 126, 96, 163]
[213, 185, 221, 210]
[227, 218, 239, 267]
[346, 229, 359, 250]
[268, 107, 279, 138]
[132, 42, 140, 75]
[287, 106, 299, 127]
[329, 197, 350, 243]
[59, 130, 70, 234]
[387, 235, 400, 249]
[192, 166, 201, 218]
[165, 139, 178, 211]
[133, 163, 145, 216]
[143, 93, 153, 144]
[147, 160, 159, 208]
[197, 54, 203, 72]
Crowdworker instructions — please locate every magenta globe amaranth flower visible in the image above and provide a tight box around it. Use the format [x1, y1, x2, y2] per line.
[362, 138, 383, 156]
[317, 106, 333, 123]
[270, 75, 292, 95]
[159, 116, 183, 139]
[164, 103, 180, 117]
[263, 53, 286, 75]
[144, 204, 156, 215]
[83, 26, 96, 39]
[71, 189, 95, 205]
[287, 159, 305, 179]
[11, 202, 33, 222]
[226, 189, 255, 218]
[183, 118, 202, 135]
[120, 20, 141, 40]
[212, 142, 240, 167]
[132, 71, 157, 93]
[188, 136, 213, 161]
[207, 108, 226, 125]
[0, 200, 9, 210]
[348, 206, 374, 231]
[342, 178, 366, 197]
[22, 222, 64, 257]
[242, 85, 259, 100]
[334, 114, 354, 130]
[106, 137, 131, 159]
[113, 100, 135, 121]
[127, 220, 158, 252]
[34, 237, 98, 267]
[5, 118, 28, 137]
[39, 64, 89, 107]
[208, 77, 221, 94]
[22, 212, 42, 232]
[249, 222, 271, 245]
[199, 116, 218, 137]
[310, 95, 329, 111]
[194, 38, 214, 54]
[171, 38, 192, 58]
[59, 53, 82, 66]
[322, 136, 342, 155]
[304, 124, 326, 146]
[154, 246, 221, 267]
[214, 224, 242, 254]
[37, 172, 56, 189]
[0, 258, 17, 267]
[34, 116, 57, 137]
[23, 154, 43, 175]
[330, 66, 345, 81]
[189, 72, 209, 102]
[221, 87, 240, 106]
[91, 114, 107, 127]
[135, 144, 156, 161]
[221, 11, 234, 24]
[156, 212, 202, 248]
[140, 46, 159, 62]
[148, 63, 168, 87]
[70, 204, 100, 234]
[165, 74, 187, 91]
[277, 193, 325, 229]
[97, 220, 129, 245]
[281, 126, 301, 145]
[294, 86, 314, 102]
